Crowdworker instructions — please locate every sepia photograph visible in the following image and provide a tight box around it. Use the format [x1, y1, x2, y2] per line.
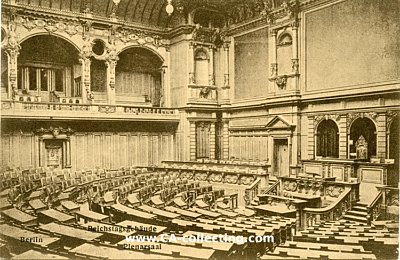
[0, 0, 399, 259]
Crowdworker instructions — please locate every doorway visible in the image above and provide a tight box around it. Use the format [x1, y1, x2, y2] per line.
[273, 139, 289, 177]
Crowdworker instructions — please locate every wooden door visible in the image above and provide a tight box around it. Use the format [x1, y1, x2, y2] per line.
[273, 139, 289, 177]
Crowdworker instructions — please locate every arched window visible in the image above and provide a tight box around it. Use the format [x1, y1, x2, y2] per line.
[316, 119, 339, 158]
[350, 117, 376, 160]
[194, 49, 209, 85]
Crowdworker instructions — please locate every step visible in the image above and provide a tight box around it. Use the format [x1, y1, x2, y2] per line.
[352, 206, 368, 212]
[355, 202, 368, 207]
[346, 210, 368, 217]
[342, 214, 368, 223]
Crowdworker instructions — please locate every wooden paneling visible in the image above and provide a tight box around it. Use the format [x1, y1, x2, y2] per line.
[229, 133, 268, 161]
[1, 131, 174, 170]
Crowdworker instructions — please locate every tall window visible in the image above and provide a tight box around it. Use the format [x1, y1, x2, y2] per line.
[194, 49, 209, 85]
[18, 66, 64, 92]
[316, 119, 339, 158]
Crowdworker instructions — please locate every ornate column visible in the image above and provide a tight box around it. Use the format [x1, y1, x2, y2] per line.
[105, 44, 118, 105]
[188, 42, 196, 84]
[307, 116, 315, 159]
[222, 42, 230, 103]
[270, 29, 278, 78]
[163, 47, 171, 107]
[222, 119, 230, 160]
[80, 35, 92, 104]
[208, 46, 215, 85]
[338, 116, 347, 159]
[189, 122, 196, 160]
[209, 123, 216, 160]
[376, 113, 387, 159]
[5, 17, 20, 100]
[291, 22, 299, 75]
[65, 137, 72, 168]
[38, 137, 44, 167]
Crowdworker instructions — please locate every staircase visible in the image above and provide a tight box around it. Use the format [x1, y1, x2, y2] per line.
[342, 202, 369, 223]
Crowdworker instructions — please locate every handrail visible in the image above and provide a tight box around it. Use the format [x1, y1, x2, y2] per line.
[244, 178, 261, 206]
[247, 178, 261, 190]
[303, 188, 351, 213]
[367, 191, 383, 210]
[263, 180, 279, 195]
[301, 188, 353, 229]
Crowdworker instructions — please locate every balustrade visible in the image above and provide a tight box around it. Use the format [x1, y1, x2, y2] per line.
[244, 178, 260, 206]
[1, 100, 179, 121]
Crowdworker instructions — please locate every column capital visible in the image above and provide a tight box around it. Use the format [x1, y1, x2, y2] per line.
[223, 41, 230, 51]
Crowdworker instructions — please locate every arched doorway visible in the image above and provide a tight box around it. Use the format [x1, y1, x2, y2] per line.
[349, 117, 376, 160]
[115, 47, 163, 107]
[17, 35, 80, 102]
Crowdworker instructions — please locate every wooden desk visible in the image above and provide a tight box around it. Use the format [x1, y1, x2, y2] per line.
[29, 199, 47, 212]
[0, 197, 12, 210]
[60, 200, 80, 213]
[2, 208, 37, 226]
[39, 209, 75, 224]
[76, 209, 109, 222]
[40, 223, 102, 241]
[253, 204, 297, 216]
[191, 207, 221, 218]
[117, 220, 167, 234]
[111, 203, 156, 220]
[0, 224, 59, 247]
[138, 205, 180, 219]
[81, 221, 136, 237]
[13, 250, 68, 259]
[164, 206, 202, 218]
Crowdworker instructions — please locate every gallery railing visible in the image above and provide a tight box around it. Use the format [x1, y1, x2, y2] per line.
[1, 101, 179, 121]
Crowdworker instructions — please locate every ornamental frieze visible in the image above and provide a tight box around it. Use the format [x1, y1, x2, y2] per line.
[346, 112, 378, 131]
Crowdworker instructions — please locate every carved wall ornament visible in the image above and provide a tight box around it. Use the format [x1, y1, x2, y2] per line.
[211, 28, 224, 48]
[199, 86, 211, 99]
[223, 74, 230, 86]
[281, 0, 300, 19]
[314, 114, 341, 127]
[98, 106, 116, 114]
[44, 19, 58, 33]
[116, 29, 164, 48]
[208, 75, 215, 86]
[386, 111, 398, 129]
[347, 112, 378, 131]
[36, 126, 74, 137]
[22, 17, 36, 31]
[291, 58, 299, 74]
[270, 63, 278, 77]
[276, 75, 287, 90]
[278, 33, 292, 46]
